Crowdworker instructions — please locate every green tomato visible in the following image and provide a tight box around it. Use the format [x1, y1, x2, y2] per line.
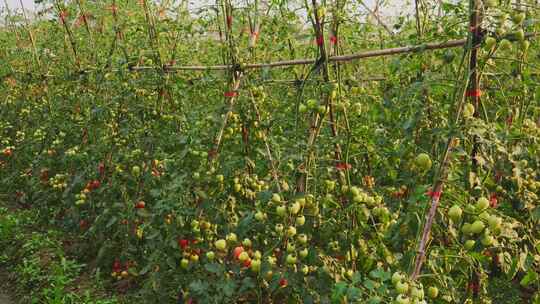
[395, 295, 410, 304]
[411, 286, 424, 299]
[514, 29, 525, 42]
[461, 223, 472, 235]
[255, 211, 266, 221]
[286, 254, 297, 265]
[463, 103, 475, 119]
[131, 165, 141, 176]
[298, 234, 308, 244]
[428, 286, 439, 299]
[415, 153, 432, 171]
[215, 239, 227, 251]
[392, 272, 404, 285]
[465, 239, 476, 250]
[396, 281, 409, 295]
[238, 251, 249, 262]
[512, 12, 526, 24]
[481, 234, 494, 246]
[272, 193, 282, 203]
[476, 197, 490, 210]
[181, 258, 189, 269]
[242, 238, 252, 248]
[276, 205, 287, 217]
[287, 226, 297, 237]
[250, 259, 261, 272]
[289, 202, 301, 214]
[306, 99, 318, 109]
[521, 40, 530, 52]
[448, 205, 463, 222]
[471, 220, 485, 234]
[499, 39, 512, 51]
[484, 37, 497, 50]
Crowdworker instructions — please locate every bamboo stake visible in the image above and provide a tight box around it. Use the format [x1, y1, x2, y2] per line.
[6, 33, 536, 77]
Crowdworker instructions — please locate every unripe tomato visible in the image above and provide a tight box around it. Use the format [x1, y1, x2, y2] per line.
[286, 254, 297, 265]
[464, 239, 476, 250]
[448, 205, 462, 222]
[395, 295, 410, 304]
[476, 197, 489, 210]
[299, 248, 309, 258]
[471, 220, 485, 234]
[286, 226, 297, 237]
[250, 259, 261, 272]
[463, 103, 475, 119]
[181, 258, 189, 269]
[396, 281, 409, 294]
[215, 239, 227, 251]
[238, 251, 249, 262]
[295, 215, 306, 226]
[276, 205, 287, 217]
[428, 286, 439, 299]
[415, 153, 432, 171]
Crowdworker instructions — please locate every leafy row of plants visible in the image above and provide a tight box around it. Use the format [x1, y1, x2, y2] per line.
[0, 0, 539, 303]
[0, 207, 122, 304]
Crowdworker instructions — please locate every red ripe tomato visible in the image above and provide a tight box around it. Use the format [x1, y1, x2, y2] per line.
[233, 246, 244, 259]
[489, 193, 498, 208]
[178, 239, 189, 249]
[135, 201, 146, 209]
[279, 278, 288, 287]
[3, 148, 12, 157]
[113, 260, 122, 272]
[98, 162, 106, 176]
[91, 180, 101, 189]
[243, 259, 251, 268]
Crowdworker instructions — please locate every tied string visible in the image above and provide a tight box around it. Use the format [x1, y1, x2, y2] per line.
[466, 89, 482, 97]
[426, 189, 442, 200]
[335, 162, 351, 171]
[108, 5, 118, 14]
[227, 15, 233, 29]
[59, 10, 68, 24]
[316, 35, 324, 46]
[251, 31, 259, 38]
[224, 91, 238, 98]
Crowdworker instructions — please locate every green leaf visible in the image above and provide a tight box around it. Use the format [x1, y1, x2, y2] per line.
[219, 280, 236, 297]
[106, 216, 117, 228]
[239, 277, 255, 293]
[204, 263, 224, 274]
[363, 279, 376, 290]
[346, 286, 362, 300]
[166, 256, 177, 269]
[531, 207, 540, 221]
[369, 268, 390, 281]
[189, 279, 209, 296]
[520, 269, 538, 287]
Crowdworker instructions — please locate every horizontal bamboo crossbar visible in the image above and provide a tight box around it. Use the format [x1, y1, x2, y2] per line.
[3, 33, 536, 79]
[129, 32, 535, 72]
[132, 39, 468, 71]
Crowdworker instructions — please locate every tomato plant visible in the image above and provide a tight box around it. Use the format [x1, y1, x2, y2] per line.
[1, 0, 539, 303]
